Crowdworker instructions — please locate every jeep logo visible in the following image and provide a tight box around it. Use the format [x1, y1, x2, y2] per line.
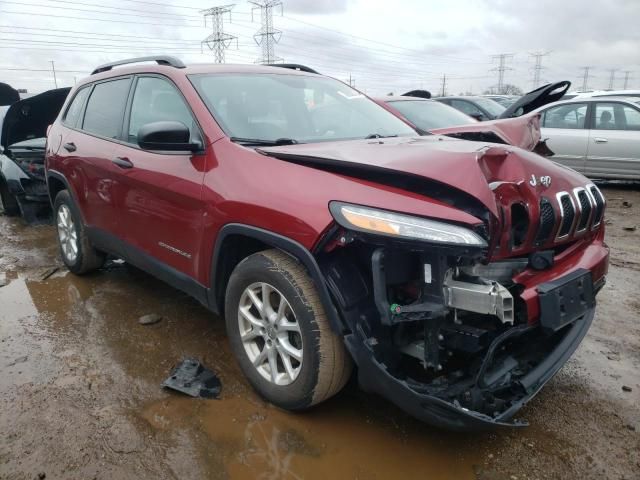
[529, 174, 552, 188]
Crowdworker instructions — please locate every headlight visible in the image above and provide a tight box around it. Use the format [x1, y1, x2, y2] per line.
[329, 202, 487, 246]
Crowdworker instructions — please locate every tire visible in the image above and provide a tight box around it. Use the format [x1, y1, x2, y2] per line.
[53, 190, 105, 274]
[0, 180, 20, 216]
[225, 249, 352, 410]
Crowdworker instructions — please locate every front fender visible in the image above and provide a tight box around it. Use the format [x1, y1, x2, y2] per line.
[208, 223, 347, 334]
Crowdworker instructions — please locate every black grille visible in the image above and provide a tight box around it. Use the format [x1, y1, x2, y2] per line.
[589, 186, 605, 225]
[576, 190, 592, 231]
[536, 197, 555, 244]
[558, 194, 575, 237]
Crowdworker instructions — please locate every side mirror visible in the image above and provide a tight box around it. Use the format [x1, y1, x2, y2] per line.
[470, 113, 486, 121]
[137, 121, 201, 152]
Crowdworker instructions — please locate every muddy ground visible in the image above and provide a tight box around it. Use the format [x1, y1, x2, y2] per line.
[0, 185, 639, 480]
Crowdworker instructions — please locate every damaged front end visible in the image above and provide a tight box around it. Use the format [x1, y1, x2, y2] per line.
[260, 137, 607, 429]
[317, 208, 598, 429]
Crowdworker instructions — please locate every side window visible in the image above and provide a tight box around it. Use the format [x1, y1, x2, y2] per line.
[593, 103, 618, 130]
[542, 103, 587, 129]
[82, 78, 132, 138]
[451, 99, 483, 117]
[62, 87, 90, 128]
[127, 77, 195, 144]
[621, 105, 640, 131]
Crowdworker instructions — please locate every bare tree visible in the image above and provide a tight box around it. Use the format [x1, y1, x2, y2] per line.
[484, 84, 524, 95]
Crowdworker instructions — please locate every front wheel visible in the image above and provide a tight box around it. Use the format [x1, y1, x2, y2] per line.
[53, 190, 105, 274]
[225, 249, 352, 410]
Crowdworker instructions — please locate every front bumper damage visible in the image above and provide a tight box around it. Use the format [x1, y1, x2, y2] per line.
[345, 306, 594, 430]
[321, 232, 608, 430]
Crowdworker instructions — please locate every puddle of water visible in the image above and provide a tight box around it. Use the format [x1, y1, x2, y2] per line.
[0, 278, 58, 390]
[0, 218, 484, 479]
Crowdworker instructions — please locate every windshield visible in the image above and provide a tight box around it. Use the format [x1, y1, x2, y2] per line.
[473, 97, 506, 117]
[189, 73, 416, 143]
[388, 99, 476, 129]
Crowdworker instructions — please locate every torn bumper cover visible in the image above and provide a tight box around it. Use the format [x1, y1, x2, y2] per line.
[344, 308, 594, 430]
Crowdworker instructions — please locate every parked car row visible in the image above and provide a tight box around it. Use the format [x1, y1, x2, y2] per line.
[13, 56, 607, 431]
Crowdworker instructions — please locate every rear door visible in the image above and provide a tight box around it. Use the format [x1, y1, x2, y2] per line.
[57, 77, 132, 236]
[539, 102, 589, 173]
[110, 75, 206, 279]
[585, 101, 640, 179]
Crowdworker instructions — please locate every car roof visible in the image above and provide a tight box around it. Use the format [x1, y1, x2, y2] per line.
[79, 62, 317, 87]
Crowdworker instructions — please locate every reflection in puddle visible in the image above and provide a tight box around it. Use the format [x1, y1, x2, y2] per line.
[143, 393, 480, 480]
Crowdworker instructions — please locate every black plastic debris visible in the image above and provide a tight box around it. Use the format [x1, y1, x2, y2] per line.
[162, 358, 221, 399]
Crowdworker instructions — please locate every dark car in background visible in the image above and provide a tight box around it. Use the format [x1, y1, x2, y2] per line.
[0, 87, 70, 220]
[436, 95, 506, 120]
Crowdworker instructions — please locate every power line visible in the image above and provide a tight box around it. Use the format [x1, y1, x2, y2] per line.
[623, 71, 632, 90]
[249, 0, 283, 64]
[530, 51, 551, 89]
[200, 5, 237, 63]
[490, 53, 514, 93]
[50, 60, 58, 88]
[580, 66, 592, 91]
[608, 68, 617, 90]
[440, 74, 447, 97]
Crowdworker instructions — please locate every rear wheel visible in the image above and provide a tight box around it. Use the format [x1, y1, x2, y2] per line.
[54, 190, 105, 274]
[0, 180, 20, 216]
[225, 249, 352, 410]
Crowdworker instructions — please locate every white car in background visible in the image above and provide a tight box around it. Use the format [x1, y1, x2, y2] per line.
[563, 89, 640, 100]
[533, 97, 640, 180]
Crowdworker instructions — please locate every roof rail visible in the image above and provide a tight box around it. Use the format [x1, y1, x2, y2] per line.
[266, 63, 319, 74]
[91, 56, 186, 75]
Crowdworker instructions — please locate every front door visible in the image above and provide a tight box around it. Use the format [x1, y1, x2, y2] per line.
[111, 75, 207, 280]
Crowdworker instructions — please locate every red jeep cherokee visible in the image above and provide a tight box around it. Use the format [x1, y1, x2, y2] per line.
[45, 56, 608, 430]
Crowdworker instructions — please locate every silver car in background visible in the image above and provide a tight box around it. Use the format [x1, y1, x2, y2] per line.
[533, 97, 640, 180]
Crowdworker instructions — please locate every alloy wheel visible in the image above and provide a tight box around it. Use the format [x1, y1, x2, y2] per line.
[238, 282, 303, 385]
[57, 204, 78, 263]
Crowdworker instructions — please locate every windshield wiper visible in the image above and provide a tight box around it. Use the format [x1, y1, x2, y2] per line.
[364, 133, 399, 139]
[230, 137, 299, 146]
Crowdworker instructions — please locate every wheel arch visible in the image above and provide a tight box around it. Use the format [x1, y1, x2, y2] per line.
[209, 223, 346, 335]
[46, 170, 89, 225]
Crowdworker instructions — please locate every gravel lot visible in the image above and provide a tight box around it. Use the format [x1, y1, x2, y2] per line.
[0, 185, 638, 480]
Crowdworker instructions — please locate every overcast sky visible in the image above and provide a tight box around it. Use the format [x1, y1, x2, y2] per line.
[1, 0, 639, 95]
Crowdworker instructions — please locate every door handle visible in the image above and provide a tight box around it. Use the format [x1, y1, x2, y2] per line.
[63, 142, 76, 152]
[594, 138, 608, 144]
[112, 156, 134, 169]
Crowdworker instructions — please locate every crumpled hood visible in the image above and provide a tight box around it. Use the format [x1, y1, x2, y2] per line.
[258, 135, 590, 220]
[430, 113, 542, 151]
